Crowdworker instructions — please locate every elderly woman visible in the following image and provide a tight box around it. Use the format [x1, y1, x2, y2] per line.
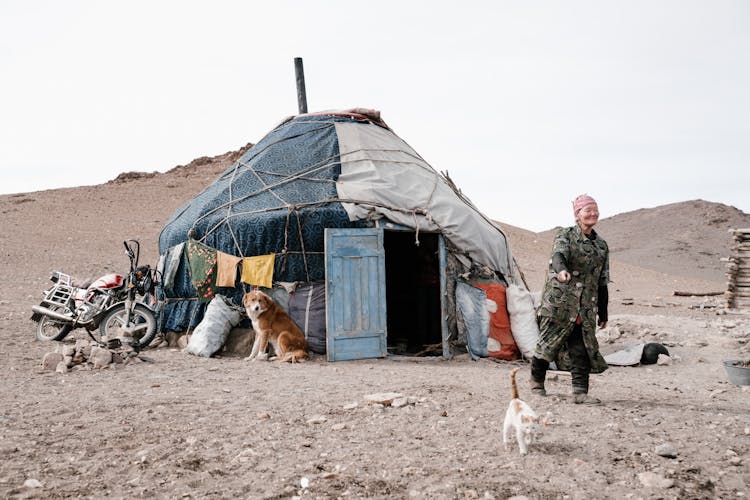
[530, 194, 609, 405]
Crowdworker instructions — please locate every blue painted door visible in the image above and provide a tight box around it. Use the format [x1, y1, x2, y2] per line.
[325, 228, 387, 361]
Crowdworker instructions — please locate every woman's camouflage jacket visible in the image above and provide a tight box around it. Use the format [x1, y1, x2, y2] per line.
[536, 224, 609, 373]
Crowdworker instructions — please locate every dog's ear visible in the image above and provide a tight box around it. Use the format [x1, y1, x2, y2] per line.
[242, 293, 251, 307]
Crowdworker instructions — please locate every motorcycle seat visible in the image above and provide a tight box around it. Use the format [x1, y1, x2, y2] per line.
[71, 277, 92, 289]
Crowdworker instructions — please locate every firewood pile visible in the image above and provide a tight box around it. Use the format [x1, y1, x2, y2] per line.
[725, 228, 750, 309]
[41, 338, 142, 373]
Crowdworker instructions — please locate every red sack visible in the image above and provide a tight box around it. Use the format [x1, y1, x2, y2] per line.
[474, 283, 519, 361]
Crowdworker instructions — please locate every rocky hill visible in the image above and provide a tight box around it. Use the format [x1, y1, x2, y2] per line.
[1, 146, 745, 305]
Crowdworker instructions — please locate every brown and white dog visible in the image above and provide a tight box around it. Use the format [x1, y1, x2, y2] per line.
[242, 290, 308, 363]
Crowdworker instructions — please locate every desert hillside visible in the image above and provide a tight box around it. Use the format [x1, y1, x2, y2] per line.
[1, 146, 744, 311]
[553, 200, 749, 283]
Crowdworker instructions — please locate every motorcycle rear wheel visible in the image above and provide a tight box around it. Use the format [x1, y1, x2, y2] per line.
[35, 307, 73, 341]
[98, 303, 157, 348]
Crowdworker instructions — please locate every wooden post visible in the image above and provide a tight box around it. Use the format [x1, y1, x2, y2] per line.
[294, 57, 308, 114]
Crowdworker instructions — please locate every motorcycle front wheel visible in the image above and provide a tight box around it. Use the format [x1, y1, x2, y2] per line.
[98, 303, 157, 348]
[35, 307, 73, 342]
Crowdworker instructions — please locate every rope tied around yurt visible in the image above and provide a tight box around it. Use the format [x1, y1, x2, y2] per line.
[181, 116, 516, 289]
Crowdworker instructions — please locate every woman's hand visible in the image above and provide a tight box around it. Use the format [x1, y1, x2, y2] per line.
[556, 270, 571, 283]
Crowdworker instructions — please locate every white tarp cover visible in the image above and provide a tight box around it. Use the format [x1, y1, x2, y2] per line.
[334, 121, 514, 279]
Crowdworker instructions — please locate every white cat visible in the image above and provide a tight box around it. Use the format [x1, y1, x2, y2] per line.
[503, 367, 545, 455]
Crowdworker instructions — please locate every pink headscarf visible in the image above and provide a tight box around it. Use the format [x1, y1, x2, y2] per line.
[573, 194, 597, 215]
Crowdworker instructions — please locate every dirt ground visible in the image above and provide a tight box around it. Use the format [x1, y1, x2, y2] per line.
[1, 160, 749, 499]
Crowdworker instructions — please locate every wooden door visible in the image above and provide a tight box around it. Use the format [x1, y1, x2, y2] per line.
[325, 228, 387, 361]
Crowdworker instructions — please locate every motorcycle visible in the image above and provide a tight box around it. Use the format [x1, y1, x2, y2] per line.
[31, 240, 158, 348]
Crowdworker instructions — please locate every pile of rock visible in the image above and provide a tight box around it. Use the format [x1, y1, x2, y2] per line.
[725, 228, 750, 309]
[41, 338, 142, 373]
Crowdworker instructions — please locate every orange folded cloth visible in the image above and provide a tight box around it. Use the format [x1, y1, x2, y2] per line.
[216, 251, 243, 287]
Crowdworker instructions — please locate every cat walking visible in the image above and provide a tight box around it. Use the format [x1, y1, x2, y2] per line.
[503, 367, 545, 455]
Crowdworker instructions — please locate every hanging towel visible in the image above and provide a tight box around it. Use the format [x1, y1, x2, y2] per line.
[187, 239, 218, 301]
[241, 254, 275, 288]
[216, 251, 242, 288]
[163, 242, 185, 289]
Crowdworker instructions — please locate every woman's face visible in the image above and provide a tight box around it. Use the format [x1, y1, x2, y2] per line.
[576, 203, 599, 228]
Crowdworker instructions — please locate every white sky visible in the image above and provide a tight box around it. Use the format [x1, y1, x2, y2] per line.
[1, 1, 748, 231]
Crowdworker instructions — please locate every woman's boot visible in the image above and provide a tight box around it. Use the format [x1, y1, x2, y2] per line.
[530, 357, 549, 396]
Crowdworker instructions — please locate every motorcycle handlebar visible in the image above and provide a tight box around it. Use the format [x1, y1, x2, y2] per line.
[123, 240, 140, 268]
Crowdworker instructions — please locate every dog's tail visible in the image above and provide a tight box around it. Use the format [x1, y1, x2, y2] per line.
[510, 367, 520, 400]
[281, 349, 308, 363]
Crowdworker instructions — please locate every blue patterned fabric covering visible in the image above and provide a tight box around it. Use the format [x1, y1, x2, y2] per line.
[158, 114, 370, 332]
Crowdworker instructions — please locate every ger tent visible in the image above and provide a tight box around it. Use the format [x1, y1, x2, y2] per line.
[158, 108, 518, 360]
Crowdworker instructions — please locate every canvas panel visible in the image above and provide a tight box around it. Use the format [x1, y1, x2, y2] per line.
[334, 121, 513, 278]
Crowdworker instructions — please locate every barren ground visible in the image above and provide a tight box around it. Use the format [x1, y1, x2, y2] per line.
[1, 153, 749, 499]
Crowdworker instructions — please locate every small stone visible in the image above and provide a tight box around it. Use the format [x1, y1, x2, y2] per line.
[75, 338, 89, 352]
[655, 443, 678, 458]
[392, 397, 409, 408]
[656, 354, 672, 366]
[41, 352, 63, 371]
[256, 412, 271, 420]
[331, 423, 347, 431]
[306, 415, 327, 424]
[55, 361, 68, 374]
[300, 477, 310, 488]
[343, 402, 358, 410]
[23, 478, 43, 488]
[363, 392, 403, 406]
[729, 457, 743, 466]
[89, 346, 112, 369]
[637, 471, 674, 489]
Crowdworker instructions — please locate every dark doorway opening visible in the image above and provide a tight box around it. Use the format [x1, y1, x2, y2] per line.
[384, 231, 442, 356]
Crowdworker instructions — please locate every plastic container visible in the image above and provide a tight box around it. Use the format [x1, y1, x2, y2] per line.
[723, 359, 750, 386]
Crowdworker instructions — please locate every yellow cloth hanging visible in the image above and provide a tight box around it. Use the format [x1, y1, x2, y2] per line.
[216, 251, 243, 288]
[241, 254, 275, 288]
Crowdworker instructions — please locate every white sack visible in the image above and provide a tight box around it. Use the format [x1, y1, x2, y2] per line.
[506, 284, 540, 359]
[185, 295, 243, 358]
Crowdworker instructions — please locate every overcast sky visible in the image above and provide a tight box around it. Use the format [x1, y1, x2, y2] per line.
[1, 1, 748, 231]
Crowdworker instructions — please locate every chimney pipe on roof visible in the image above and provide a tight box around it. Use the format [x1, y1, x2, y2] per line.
[294, 57, 308, 114]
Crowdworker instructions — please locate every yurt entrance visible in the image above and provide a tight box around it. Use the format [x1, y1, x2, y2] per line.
[323, 227, 447, 361]
[384, 231, 444, 357]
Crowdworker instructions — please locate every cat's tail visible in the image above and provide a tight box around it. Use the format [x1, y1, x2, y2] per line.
[510, 367, 520, 400]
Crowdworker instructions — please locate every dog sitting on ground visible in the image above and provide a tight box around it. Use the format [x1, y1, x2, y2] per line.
[242, 290, 308, 363]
